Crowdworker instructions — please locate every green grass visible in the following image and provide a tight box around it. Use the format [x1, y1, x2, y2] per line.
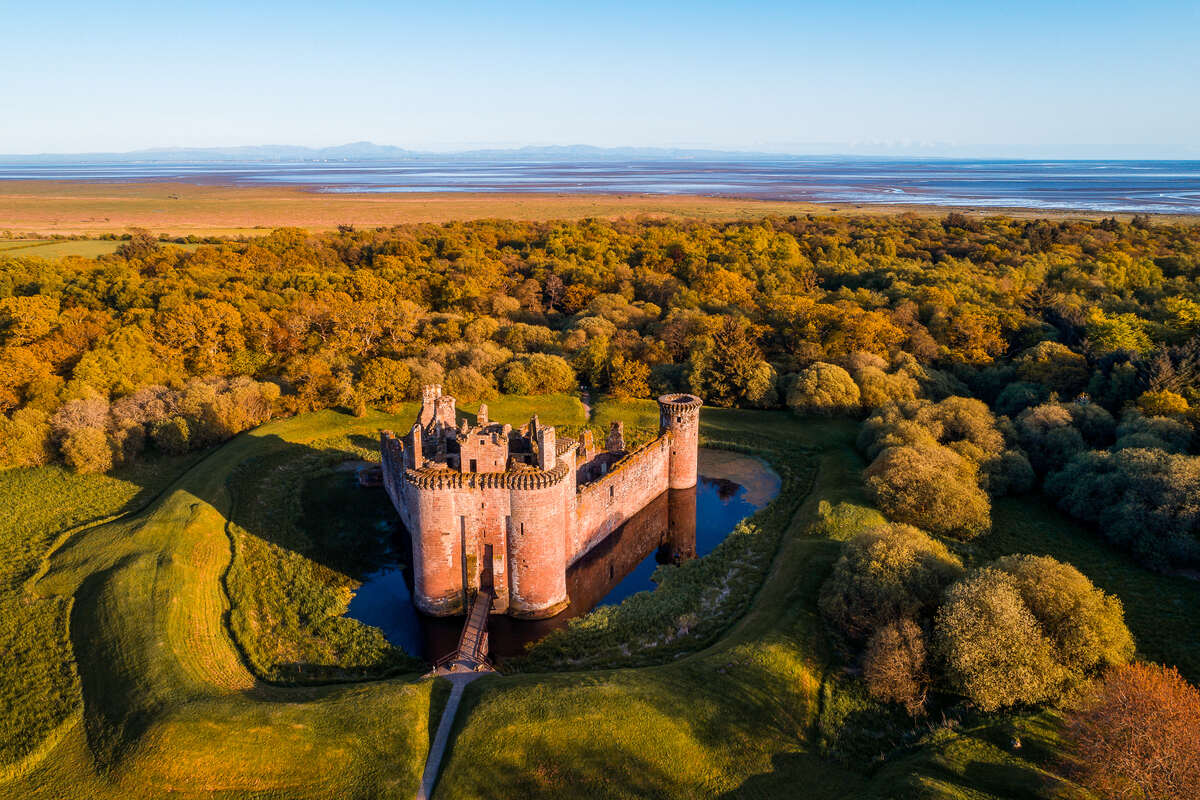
[979, 496, 1200, 683]
[458, 393, 588, 431]
[0, 239, 123, 258]
[223, 430, 422, 683]
[4, 398, 1188, 799]
[0, 452, 207, 774]
[0, 239, 202, 259]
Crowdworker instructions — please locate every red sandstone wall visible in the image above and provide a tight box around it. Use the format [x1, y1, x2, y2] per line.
[507, 479, 570, 618]
[572, 437, 671, 564]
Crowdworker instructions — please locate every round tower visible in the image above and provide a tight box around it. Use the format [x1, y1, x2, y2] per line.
[506, 477, 570, 618]
[657, 393, 703, 489]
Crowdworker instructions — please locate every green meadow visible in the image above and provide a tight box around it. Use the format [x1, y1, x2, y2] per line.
[1, 396, 1194, 798]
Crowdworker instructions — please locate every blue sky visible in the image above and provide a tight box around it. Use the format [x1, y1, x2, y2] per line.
[2, 0, 1198, 156]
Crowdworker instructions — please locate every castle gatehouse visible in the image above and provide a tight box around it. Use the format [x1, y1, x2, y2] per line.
[380, 387, 702, 619]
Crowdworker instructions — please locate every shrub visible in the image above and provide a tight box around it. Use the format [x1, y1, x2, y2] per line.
[809, 500, 888, 542]
[787, 362, 861, 416]
[819, 523, 965, 642]
[914, 396, 1006, 463]
[863, 618, 928, 715]
[1047, 448, 1200, 569]
[979, 449, 1035, 496]
[995, 381, 1049, 417]
[1065, 662, 1200, 800]
[935, 556, 1134, 711]
[1136, 389, 1189, 419]
[852, 365, 919, 409]
[1015, 403, 1086, 474]
[935, 569, 1066, 710]
[1114, 410, 1192, 453]
[864, 444, 991, 539]
[60, 427, 114, 473]
[992, 555, 1134, 674]
[1064, 401, 1117, 447]
[151, 416, 191, 455]
[1015, 341, 1090, 396]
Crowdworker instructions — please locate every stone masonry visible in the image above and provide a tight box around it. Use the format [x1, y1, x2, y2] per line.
[380, 387, 702, 619]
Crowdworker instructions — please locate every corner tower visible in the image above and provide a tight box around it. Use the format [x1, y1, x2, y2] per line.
[657, 393, 702, 489]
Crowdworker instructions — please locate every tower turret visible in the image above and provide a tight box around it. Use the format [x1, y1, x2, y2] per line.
[657, 394, 702, 489]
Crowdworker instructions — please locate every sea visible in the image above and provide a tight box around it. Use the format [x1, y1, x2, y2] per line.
[2, 158, 1199, 214]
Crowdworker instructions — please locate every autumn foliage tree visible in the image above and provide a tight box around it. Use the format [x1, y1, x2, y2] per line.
[1064, 662, 1200, 800]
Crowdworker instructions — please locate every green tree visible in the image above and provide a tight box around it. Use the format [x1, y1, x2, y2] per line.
[786, 362, 860, 416]
[864, 444, 991, 539]
[819, 522, 965, 642]
[687, 316, 776, 407]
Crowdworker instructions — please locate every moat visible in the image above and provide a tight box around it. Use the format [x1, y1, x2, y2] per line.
[344, 448, 780, 663]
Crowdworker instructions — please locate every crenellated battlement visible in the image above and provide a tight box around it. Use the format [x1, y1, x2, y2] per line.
[380, 387, 700, 619]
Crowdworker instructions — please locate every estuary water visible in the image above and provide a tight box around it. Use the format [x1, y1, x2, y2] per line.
[345, 449, 781, 663]
[2, 158, 1199, 213]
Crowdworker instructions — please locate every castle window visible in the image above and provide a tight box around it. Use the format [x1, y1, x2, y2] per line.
[609, 485, 614, 498]
[470, 458, 477, 472]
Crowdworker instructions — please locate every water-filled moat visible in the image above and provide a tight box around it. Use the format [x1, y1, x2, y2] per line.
[342, 448, 780, 663]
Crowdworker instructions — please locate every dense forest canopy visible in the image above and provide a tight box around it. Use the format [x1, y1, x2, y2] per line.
[1, 213, 1198, 565]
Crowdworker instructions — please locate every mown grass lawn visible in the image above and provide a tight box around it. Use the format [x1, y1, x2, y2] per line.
[2, 396, 1187, 799]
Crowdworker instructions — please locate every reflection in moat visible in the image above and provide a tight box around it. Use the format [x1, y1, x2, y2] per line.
[347, 470, 771, 664]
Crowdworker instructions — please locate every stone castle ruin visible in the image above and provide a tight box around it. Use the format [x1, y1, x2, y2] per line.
[380, 386, 702, 619]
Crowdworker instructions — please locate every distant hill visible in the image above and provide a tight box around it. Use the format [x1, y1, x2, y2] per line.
[0, 142, 814, 163]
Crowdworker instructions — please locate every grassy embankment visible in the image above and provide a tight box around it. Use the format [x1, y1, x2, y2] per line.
[3, 410, 448, 799]
[3, 394, 1196, 798]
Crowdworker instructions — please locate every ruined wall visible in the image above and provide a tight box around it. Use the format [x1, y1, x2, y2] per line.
[572, 436, 672, 564]
[380, 392, 702, 620]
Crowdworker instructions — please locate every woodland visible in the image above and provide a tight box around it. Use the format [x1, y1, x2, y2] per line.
[3, 212, 1200, 798]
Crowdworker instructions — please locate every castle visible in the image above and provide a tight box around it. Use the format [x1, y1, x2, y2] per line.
[379, 386, 702, 619]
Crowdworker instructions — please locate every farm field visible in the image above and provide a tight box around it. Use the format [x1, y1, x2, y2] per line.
[0, 180, 1177, 238]
[3, 396, 1178, 798]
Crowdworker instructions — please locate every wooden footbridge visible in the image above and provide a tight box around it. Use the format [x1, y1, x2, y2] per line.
[431, 543, 496, 675]
[417, 545, 496, 800]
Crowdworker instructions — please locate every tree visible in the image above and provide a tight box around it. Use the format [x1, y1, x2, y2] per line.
[935, 556, 1133, 711]
[935, 568, 1066, 711]
[819, 522, 964, 642]
[863, 618, 929, 715]
[60, 427, 114, 473]
[786, 362, 860, 416]
[607, 354, 650, 399]
[1136, 389, 1189, 418]
[864, 444, 991, 539]
[114, 227, 162, 261]
[1015, 403, 1086, 475]
[1015, 341, 1090, 396]
[687, 316, 777, 407]
[1065, 662, 1200, 800]
[359, 357, 413, 411]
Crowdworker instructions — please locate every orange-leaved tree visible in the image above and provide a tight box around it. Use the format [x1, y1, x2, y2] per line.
[1064, 662, 1200, 800]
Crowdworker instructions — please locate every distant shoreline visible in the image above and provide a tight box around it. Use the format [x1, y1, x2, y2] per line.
[1, 179, 1197, 238]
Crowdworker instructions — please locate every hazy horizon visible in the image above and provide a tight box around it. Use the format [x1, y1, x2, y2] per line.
[3, 141, 1199, 161]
